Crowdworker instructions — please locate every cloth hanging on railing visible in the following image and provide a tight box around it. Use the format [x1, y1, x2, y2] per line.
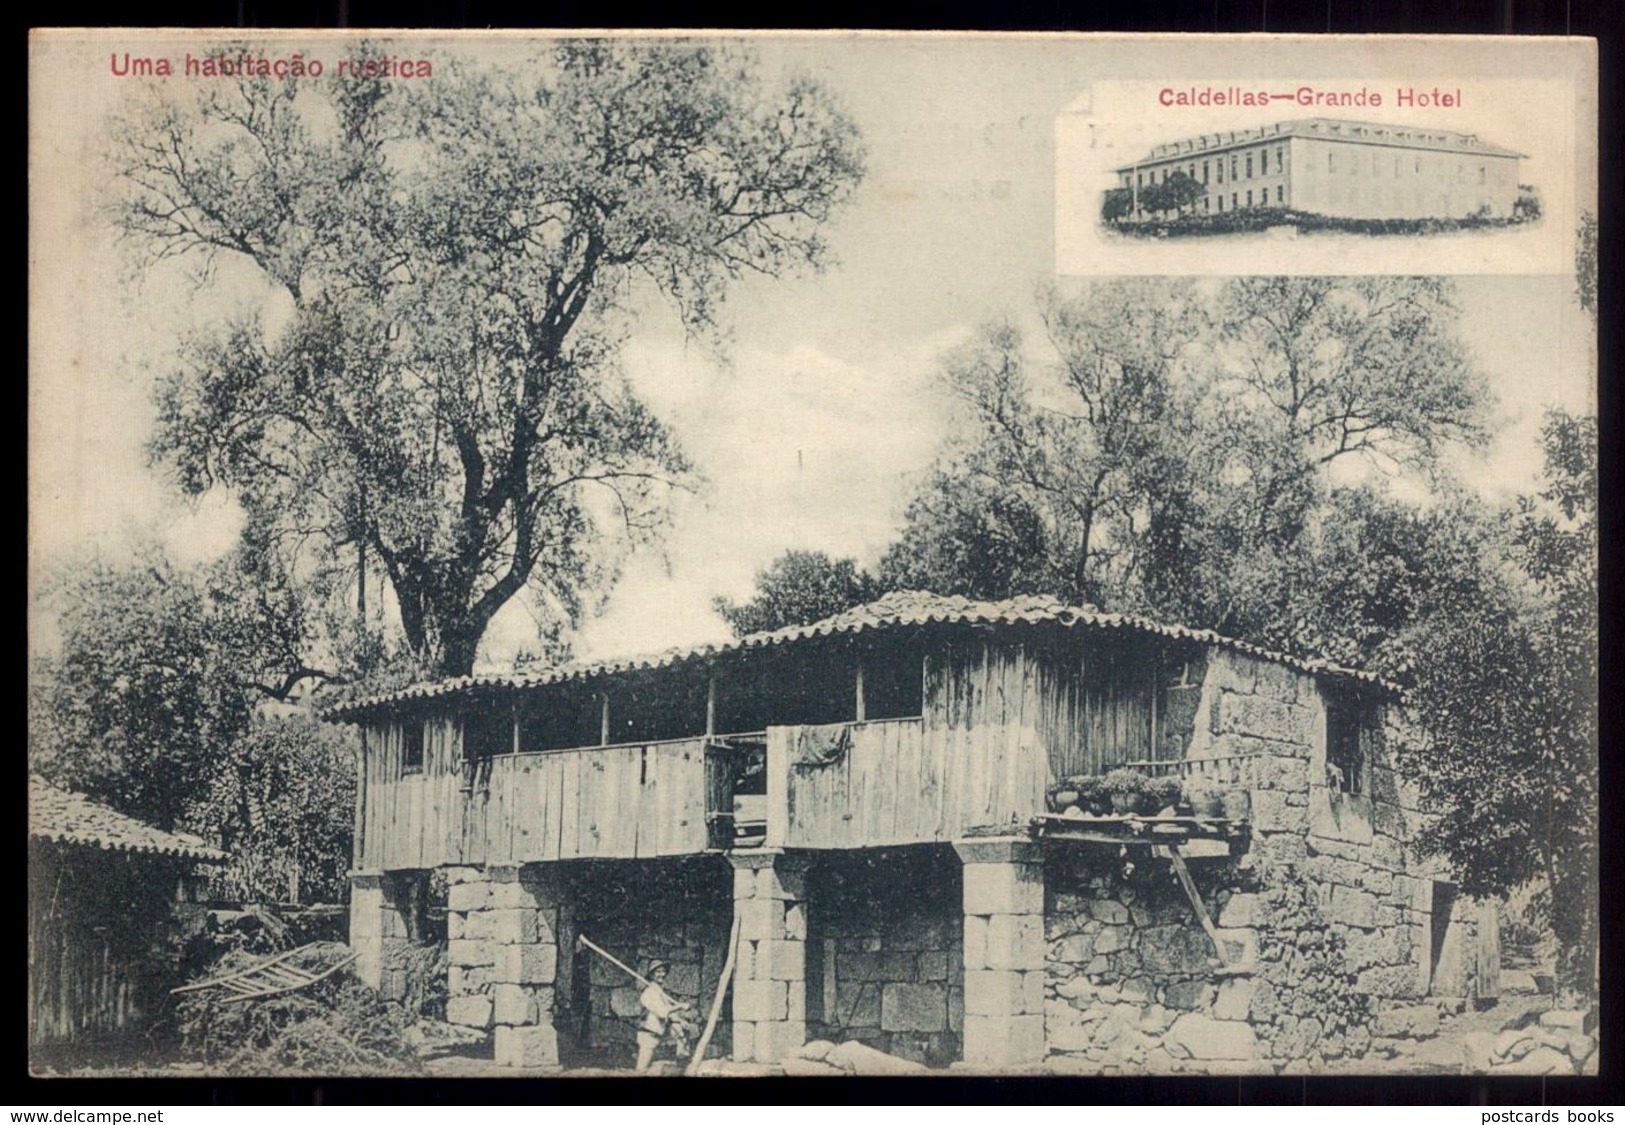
[792, 724, 852, 773]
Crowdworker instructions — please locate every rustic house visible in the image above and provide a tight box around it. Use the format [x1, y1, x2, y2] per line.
[326, 591, 1498, 1073]
[29, 775, 225, 1053]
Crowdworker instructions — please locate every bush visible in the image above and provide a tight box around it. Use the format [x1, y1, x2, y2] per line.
[1104, 205, 1535, 239]
[175, 946, 420, 1075]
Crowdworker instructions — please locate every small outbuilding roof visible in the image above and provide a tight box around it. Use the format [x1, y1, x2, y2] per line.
[322, 590, 1396, 722]
[29, 776, 228, 863]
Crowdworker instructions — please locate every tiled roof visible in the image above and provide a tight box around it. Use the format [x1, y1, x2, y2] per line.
[29, 776, 228, 863]
[1114, 117, 1525, 171]
[322, 590, 1395, 721]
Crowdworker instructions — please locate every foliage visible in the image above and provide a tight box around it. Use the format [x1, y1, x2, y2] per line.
[188, 715, 358, 905]
[1514, 185, 1544, 223]
[109, 40, 866, 677]
[174, 947, 419, 1074]
[1109, 206, 1539, 239]
[30, 551, 355, 900]
[1395, 409, 1598, 997]
[713, 550, 877, 637]
[1575, 210, 1597, 317]
[1100, 767, 1148, 799]
[31, 550, 307, 831]
[1100, 186, 1133, 223]
[871, 277, 1488, 649]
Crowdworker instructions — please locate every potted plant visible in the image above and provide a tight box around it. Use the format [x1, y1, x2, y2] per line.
[1075, 776, 1110, 816]
[1221, 785, 1252, 821]
[1184, 777, 1224, 818]
[1101, 767, 1147, 815]
[1142, 775, 1182, 816]
[1047, 780, 1082, 815]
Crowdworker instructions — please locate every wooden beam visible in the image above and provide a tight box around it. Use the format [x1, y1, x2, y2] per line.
[855, 656, 866, 723]
[600, 693, 610, 747]
[706, 668, 716, 737]
[1166, 845, 1231, 967]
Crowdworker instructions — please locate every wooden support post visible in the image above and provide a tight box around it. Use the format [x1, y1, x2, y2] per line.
[706, 668, 716, 737]
[855, 657, 866, 723]
[686, 913, 742, 1076]
[512, 701, 521, 756]
[600, 693, 610, 746]
[1166, 845, 1231, 967]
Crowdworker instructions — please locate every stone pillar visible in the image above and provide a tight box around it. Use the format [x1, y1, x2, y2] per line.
[489, 863, 568, 1068]
[348, 872, 383, 988]
[728, 849, 810, 1063]
[954, 838, 1047, 1069]
[444, 863, 570, 1068]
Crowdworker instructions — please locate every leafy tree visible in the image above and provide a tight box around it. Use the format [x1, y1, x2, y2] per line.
[905, 282, 1206, 608]
[714, 550, 877, 637]
[876, 469, 1052, 600]
[1396, 410, 1597, 998]
[110, 41, 865, 678]
[190, 714, 359, 904]
[30, 551, 359, 901]
[1161, 170, 1204, 216]
[31, 551, 309, 830]
[1100, 187, 1133, 224]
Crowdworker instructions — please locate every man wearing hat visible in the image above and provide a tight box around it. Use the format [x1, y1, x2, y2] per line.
[635, 959, 694, 1073]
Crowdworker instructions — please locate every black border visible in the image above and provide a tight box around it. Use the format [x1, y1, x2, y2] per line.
[20, 0, 1622, 1107]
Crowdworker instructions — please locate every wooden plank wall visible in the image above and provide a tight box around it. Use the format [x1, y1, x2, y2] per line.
[779, 641, 1050, 848]
[358, 719, 708, 870]
[1033, 637, 1160, 782]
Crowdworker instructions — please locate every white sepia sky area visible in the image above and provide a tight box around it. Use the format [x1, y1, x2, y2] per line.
[28, 33, 1597, 671]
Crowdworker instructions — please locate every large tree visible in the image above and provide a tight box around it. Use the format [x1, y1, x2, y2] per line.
[110, 40, 864, 677]
[713, 550, 877, 637]
[1395, 409, 1598, 998]
[865, 277, 1490, 647]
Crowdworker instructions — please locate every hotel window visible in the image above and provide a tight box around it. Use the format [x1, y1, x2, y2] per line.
[1245, 154, 1253, 178]
[1277, 185, 1284, 203]
[1276, 146, 1284, 173]
[1230, 155, 1238, 179]
[1231, 192, 1238, 209]
[1202, 160, 1209, 184]
[1246, 189, 1253, 206]
[1137, 172, 1143, 187]
[1328, 150, 1335, 172]
[1415, 158, 1421, 174]
[1217, 162, 1224, 184]
[1203, 197, 1209, 212]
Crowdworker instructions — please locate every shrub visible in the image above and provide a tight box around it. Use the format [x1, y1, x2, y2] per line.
[174, 946, 420, 1075]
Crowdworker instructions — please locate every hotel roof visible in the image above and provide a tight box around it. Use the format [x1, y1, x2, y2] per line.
[1113, 117, 1525, 172]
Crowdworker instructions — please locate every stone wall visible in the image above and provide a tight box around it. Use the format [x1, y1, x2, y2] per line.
[1044, 849, 1258, 1074]
[1043, 646, 1480, 1073]
[442, 863, 571, 1068]
[806, 847, 963, 1066]
[564, 857, 731, 1063]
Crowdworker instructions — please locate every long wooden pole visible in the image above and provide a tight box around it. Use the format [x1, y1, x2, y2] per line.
[685, 913, 742, 1077]
[576, 933, 656, 990]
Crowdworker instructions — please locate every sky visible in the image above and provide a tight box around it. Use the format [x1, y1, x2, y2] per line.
[28, 32, 1597, 670]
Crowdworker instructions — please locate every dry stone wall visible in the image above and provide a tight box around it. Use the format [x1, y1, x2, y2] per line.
[1044, 646, 1466, 1073]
